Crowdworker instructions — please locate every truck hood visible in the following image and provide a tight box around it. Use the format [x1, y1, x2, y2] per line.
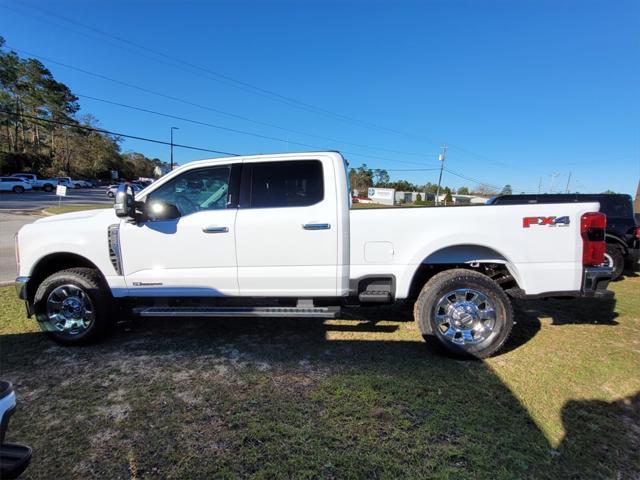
[34, 208, 114, 224]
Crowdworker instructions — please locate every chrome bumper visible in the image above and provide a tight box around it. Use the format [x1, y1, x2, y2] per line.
[581, 266, 613, 298]
[15, 277, 29, 301]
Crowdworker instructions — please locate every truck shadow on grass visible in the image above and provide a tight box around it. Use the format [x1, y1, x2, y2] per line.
[0, 297, 633, 479]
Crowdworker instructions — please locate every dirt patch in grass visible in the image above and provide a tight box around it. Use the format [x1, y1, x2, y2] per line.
[1, 277, 639, 478]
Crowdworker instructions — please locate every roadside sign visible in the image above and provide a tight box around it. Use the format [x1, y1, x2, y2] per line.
[56, 185, 67, 197]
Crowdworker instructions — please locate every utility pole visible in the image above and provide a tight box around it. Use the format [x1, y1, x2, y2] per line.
[170, 126, 179, 171]
[565, 172, 572, 193]
[548, 172, 560, 193]
[435, 144, 447, 205]
[538, 177, 542, 194]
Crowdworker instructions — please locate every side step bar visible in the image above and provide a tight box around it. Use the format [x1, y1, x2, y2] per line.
[134, 306, 340, 318]
[358, 290, 392, 303]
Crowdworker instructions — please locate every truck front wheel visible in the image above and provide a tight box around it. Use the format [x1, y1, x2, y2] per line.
[42, 184, 54, 192]
[33, 268, 111, 345]
[414, 269, 513, 359]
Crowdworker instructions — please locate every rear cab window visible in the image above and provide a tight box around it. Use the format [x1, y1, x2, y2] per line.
[241, 160, 324, 208]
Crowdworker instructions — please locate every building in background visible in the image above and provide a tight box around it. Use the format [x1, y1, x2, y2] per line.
[435, 194, 489, 205]
[394, 191, 436, 203]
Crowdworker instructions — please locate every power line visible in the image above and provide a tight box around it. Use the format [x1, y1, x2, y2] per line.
[0, 109, 240, 156]
[443, 168, 501, 191]
[74, 93, 440, 168]
[384, 168, 441, 172]
[0, 11, 531, 185]
[3, 0, 548, 176]
[2, 1, 439, 141]
[6, 46, 439, 167]
[0, 2, 560, 180]
[2, 109, 513, 190]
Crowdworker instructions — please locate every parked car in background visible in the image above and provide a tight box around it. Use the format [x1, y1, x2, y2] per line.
[106, 183, 143, 198]
[0, 381, 32, 479]
[56, 177, 92, 189]
[56, 177, 80, 189]
[0, 177, 33, 193]
[487, 193, 640, 280]
[10, 173, 56, 192]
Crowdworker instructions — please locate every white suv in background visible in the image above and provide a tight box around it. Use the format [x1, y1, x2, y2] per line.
[0, 177, 33, 193]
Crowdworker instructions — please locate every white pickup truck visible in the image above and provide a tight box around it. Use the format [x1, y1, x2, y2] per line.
[10, 173, 56, 192]
[14, 152, 613, 358]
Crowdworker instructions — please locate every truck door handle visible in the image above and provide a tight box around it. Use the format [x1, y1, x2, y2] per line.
[302, 223, 331, 230]
[202, 226, 229, 233]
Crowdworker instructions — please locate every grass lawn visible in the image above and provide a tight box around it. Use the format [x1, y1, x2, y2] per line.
[0, 276, 638, 479]
[42, 204, 109, 215]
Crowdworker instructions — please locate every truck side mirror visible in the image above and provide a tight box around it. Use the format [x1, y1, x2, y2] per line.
[114, 184, 136, 218]
[144, 200, 181, 221]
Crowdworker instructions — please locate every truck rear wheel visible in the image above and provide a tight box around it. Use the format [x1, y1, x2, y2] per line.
[33, 268, 111, 345]
[42, 184, 54, 192]
[414, 269, 513, 359]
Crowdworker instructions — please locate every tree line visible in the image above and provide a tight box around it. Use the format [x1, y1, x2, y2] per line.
[348, 164, 512, 199]
[0, 37, 167, 180]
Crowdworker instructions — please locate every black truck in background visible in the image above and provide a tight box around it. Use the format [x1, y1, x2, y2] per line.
[487, 194, 640, 280]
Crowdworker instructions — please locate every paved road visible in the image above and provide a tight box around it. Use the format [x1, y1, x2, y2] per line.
[0, 189, 112, 283]
[0, 188, 112, 211]
[0, 211, 43, 284]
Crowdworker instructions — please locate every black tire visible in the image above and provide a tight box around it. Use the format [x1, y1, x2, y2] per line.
[413, 269, 513, 359]
[33, 268, 112, 345]
[12, 185, 25, 193]
[603, 244, 624, 281]
[42, 184, 54, 192]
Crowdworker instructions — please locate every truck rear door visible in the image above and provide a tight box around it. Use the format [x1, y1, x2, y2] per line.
[235, 157, 339, 296]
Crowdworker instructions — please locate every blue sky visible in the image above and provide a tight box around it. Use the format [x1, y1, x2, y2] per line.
[2, 0, 638, 194]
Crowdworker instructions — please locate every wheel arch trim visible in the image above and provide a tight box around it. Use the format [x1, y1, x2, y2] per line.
[26, 252, 109, 301]
[402, 243, 523, 299]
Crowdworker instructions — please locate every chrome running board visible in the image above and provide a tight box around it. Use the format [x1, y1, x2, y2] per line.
[134, 306, 340, 318]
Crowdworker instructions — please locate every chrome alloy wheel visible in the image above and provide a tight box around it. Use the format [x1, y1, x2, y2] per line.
[434, 288, 496, 345]
[45, 284, 94, 335]
[602, 253, 613, 268]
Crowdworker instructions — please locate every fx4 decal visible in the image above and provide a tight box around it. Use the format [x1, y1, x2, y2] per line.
[523, 216, 571, 228]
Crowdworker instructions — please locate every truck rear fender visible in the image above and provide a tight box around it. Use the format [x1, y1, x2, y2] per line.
[404, 244, 523, 299]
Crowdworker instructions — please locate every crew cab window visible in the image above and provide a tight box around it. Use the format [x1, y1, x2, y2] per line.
[146, 166, 231, 216]
[247, 160, 323, 208]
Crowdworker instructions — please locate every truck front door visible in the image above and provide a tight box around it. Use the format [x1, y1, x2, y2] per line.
[119, 163, 240, 296]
